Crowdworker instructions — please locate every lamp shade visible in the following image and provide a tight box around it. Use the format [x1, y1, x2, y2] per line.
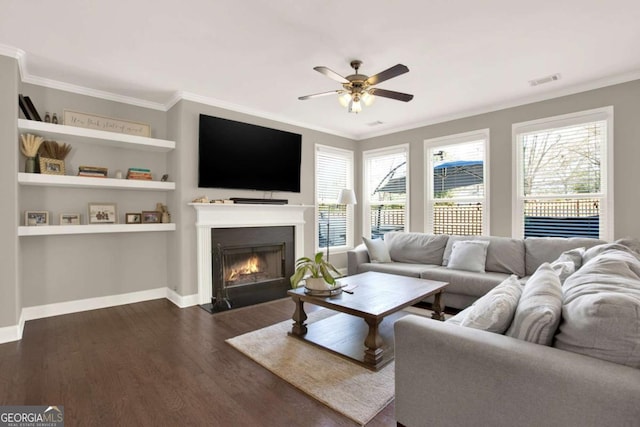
[336, 189, 357, 205]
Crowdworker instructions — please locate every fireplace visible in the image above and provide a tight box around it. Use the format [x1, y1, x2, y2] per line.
[191, 202, 311, 307]
[208, 226, 295, 312]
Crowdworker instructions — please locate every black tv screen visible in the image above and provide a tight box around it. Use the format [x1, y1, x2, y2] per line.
[198, 114, 302, 192]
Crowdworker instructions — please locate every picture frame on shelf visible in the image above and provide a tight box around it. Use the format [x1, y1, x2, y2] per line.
[18, 94, 32, 120]
[25, 211, 49, 226]
[63, 110, 151, 137]
[59, 213, 81, 225]
[23, 96, 42, 121]
[141, 211, 161, 224]
[125, 213, 142, 224]
[88, 203, 117, 224]
[39, 157, 65, 175]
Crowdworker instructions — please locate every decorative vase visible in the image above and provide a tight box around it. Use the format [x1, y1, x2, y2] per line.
[305, 277, 332, 291]
[25, 157, 36, 173]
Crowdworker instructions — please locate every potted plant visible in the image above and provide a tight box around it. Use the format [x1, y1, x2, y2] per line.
[290, 252, 341, 290]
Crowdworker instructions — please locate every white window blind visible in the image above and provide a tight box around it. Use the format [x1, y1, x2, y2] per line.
[425, 130, 489, 235]
[513, 108, 612, 240]
[363, 145, 408, 239]
[315, 145, 354, 252]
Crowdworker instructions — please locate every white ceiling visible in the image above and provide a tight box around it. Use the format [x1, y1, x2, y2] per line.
[2, 0, 639, 140]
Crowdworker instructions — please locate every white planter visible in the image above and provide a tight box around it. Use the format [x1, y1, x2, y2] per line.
[305, 277, 332, 291]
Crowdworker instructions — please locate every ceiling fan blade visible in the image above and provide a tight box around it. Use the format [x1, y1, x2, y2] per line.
[366, 64, 410, 86]
[371, 88, 414, 102]
[298, 90, 341, 100]
[313, 66, 349, 84]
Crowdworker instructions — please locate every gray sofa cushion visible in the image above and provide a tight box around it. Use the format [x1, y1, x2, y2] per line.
[358, 262, 439, 278]
[554, 248, 640, 368]
[442, 235, 526, 277]
[524, 237, 605, 276]
[385, 232, 449, 264]
[420, 267, 510, 298]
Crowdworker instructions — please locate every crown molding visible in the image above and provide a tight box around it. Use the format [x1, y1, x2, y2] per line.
[356, 69, 640, 140]
[21, 74, 167, 111]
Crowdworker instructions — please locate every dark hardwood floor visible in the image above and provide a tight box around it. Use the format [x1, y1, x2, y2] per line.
[0, 298, 396, 426]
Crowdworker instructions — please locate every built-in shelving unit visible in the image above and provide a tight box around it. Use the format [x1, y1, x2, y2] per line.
[18, 120, 177, 236]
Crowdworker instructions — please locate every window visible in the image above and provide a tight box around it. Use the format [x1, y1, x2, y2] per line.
[315, 145, 354, 253]
[425, 130, 489, 235]
[512, 107, 613, 240]
[363, 145, 409, 239]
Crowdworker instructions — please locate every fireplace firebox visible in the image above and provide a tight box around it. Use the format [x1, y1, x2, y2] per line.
[205, 226, 295, 313]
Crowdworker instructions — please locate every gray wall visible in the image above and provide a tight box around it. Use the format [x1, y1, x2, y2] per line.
[0, 56, 19, 327]
[167, 100, 356, 296]
[358, 80, 640, 239]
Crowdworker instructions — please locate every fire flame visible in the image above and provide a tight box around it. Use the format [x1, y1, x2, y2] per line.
[227, 255, 261, 281]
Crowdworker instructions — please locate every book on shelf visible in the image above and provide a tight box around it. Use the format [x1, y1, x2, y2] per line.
[78, 165, 108, 178]
[127, 167, 152, 180]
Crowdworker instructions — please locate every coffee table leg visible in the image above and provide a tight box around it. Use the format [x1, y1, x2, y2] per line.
[431, 290, 445, 321]
[364, 317, 384, 368]
[291, 297, 308, 336]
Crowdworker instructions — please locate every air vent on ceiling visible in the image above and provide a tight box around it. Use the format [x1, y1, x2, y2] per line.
[529, 73, 561, 87]
[367, 120, 384, 127]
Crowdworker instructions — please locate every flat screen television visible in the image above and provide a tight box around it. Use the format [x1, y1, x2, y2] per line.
[198, 114, 302, 192]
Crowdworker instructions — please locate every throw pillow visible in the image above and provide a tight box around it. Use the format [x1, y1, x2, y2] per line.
[459, 275, 523, 333]
[362, 237, 391, 263]
[446, 240, 490, 273]
[506, 263, 562, 346]
[550, 247, 585, 284]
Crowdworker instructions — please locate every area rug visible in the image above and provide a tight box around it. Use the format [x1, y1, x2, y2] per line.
[226, 307, 434, 426]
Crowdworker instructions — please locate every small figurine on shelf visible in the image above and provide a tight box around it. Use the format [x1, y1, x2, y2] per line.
[44, 112, 51, 123]
[156, 203, 171, 223]
[52, 113, 58, 124]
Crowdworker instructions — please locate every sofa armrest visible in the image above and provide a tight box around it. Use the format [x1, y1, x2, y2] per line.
[347, 244, 370, 276]
[394, 315, 640, 427]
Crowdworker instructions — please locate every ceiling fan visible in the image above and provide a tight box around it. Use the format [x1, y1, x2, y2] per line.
[298, 60, 414, 113]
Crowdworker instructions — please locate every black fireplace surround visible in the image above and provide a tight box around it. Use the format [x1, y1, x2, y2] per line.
[204, 226, 295, 313]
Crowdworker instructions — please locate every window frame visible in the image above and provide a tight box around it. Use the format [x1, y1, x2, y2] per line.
[511, 106, 614, 240]
[315, 144, 355, 254]
[424, 129, 490, 235]
[362, 144, 410, 239]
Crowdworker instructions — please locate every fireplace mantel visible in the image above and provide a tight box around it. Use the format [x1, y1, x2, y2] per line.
[189, 203, 313, 304]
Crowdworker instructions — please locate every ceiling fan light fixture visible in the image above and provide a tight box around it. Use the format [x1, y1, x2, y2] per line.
[338, 92, 352, 107]
[362, 91, 375, 106]
[299, 60, 413, 114]
[349, 99, 362, 114]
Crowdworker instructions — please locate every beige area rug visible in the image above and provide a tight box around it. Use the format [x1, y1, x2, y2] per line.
[226, 306, 435, 426]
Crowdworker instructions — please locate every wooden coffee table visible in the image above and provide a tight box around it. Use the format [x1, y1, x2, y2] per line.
[287, 271, 448, 371]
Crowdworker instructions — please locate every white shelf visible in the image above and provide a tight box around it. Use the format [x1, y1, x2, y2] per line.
[18, 119, 175, 152]
[18, 173, 175, 191]
[18, 223, 176, 236]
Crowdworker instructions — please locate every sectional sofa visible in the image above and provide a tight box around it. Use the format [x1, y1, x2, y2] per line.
[347, 232, 604, 309]
[347, 232, 640, 426]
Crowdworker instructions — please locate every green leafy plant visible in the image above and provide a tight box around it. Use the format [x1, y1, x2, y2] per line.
[290, 252, 341, 288]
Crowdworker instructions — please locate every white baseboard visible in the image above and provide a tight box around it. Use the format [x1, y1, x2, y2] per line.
[0, 323, 21, 344]
[0, 287, 200, 344]
[166, 288, 200, 308]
